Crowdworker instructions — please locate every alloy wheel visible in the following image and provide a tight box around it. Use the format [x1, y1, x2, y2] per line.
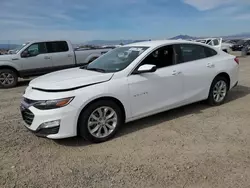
[87, 106, 118, 138]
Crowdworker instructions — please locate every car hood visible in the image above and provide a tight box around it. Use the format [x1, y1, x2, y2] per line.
[0, 54, 17, 61]
[30, 68, 114, 91]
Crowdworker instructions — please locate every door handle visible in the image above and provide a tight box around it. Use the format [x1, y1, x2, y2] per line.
[206, 63, 215, 68]
[172, 70, 182, 75]
[68, 54, 73, 57]
[44, 56, 51, 60]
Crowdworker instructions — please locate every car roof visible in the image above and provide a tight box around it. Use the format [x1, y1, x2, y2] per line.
[124, 40, 201, 48]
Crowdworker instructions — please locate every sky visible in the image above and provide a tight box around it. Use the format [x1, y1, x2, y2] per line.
[0, 0, 250, 43]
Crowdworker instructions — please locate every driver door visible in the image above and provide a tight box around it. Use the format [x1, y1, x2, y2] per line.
[127, 45, 184, 118]
[18, 42, 53, 76]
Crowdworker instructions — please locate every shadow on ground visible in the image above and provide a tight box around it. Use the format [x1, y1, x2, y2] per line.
[55, 85, 250, 147]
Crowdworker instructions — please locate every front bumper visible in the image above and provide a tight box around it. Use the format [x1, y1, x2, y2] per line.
[20, 101, 79, 139]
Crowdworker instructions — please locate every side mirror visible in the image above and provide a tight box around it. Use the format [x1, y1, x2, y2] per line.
[21, 50, 30, 58]
[136, 64, 157, 74]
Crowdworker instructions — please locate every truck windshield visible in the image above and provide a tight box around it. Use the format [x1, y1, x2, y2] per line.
[11, 42, 30, 54]
[85, 46, 148, 73]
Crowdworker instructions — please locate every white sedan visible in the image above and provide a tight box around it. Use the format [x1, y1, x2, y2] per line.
[21, 40, 239, 143]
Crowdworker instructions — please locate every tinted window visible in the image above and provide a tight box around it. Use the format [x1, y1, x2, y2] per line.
[26, 42, 47, 56]
[206, 39, 212, 44]
[204, 46, 217, 57]
[46, 41, 69, 53]
[141, 45, 175, 68]
[179, 44, 206, 62]
[213, 39, 219, 45]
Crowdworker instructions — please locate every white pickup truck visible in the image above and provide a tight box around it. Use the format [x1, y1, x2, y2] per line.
[195, 38, 231, 53]
[0, 40, 112, 88]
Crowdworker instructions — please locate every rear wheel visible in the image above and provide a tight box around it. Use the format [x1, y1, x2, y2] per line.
[78, 100, 123, 143]
[207, 76, 229, 106]
[0, 69, 18, 88]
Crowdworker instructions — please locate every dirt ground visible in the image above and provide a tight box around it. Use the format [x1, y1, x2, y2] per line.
[1, 54, 250, 188]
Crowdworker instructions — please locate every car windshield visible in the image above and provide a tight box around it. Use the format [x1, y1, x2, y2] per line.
[85, 46, 148, 73]
[11, 42, 30, 54]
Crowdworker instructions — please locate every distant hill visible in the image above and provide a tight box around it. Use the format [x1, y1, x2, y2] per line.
[169, 33, 250, 40]
[85, 39, 150, 46]
[169, 35, 198, 40]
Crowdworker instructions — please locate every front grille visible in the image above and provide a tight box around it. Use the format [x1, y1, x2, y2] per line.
[21, 109, 34, 126]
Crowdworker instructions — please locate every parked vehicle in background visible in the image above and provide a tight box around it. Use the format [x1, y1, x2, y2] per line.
[231, 39, 250, 51]
[21, 40, 239, 143]
[195, 38, 225, 50]
[0, 40, 112, 88]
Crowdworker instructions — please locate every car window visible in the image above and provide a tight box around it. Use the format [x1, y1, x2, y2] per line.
[204, 46, 217, 57]
[213, 39, 219, 45]
[86, 46, 148, 73]
[206, 39, 212, 44]
[26, 42, 47, 56]
[140, 45, 175, 69]
[207, 40, 213, 46]
[46, 41, 69, 53]
[178, 44, 207, 63]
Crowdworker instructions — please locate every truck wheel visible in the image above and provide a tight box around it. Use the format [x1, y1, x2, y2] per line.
[0, 69, 18, 88]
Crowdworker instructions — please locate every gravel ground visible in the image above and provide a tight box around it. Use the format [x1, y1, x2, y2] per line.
[1, 55, 250, 188]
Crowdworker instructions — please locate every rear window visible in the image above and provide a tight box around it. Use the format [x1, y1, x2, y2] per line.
[46, 41, 69, 53]
[176, 44, 217, 63]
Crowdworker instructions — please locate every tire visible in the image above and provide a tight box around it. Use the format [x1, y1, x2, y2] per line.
[207, 76, 229, 106]
[0, 69, 18, 88]
[78, 100, 123, 143]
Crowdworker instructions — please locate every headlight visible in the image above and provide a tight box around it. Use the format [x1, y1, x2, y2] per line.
[33, 97, 74, 110]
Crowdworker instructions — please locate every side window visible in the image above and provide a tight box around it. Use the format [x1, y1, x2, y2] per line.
[46, 41, 69, 53]
[204, 46, 217, 57]
[207, 40, 213, 46]
[26, 42, 47, 56]
[178, 44, 207, 63]
[140, 45, 175, 69]
[206, 39, 211, 44]
[213, 39, 219, 45]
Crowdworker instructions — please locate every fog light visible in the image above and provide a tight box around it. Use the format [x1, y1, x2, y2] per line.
[39, 120, 60, 129]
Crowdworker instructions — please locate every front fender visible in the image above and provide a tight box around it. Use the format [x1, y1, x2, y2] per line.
[0, 61, 21, 70]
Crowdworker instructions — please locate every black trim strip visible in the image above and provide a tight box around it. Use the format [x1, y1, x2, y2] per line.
[32, 77, 112, 92]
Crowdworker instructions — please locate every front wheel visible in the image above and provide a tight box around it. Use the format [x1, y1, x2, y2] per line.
[0, 69, 18, 88]
[78, 100, 123, 143]
[207, 76, 229, 106]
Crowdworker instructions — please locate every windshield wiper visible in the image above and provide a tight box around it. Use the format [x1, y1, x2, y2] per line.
[80, 65, 106, 73]
[86, 67, 106, 73]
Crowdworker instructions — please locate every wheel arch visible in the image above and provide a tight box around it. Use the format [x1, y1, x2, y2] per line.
[77, 96, 126, 135]
[0, 65, 20, 77]
[214, 72, 231, 89]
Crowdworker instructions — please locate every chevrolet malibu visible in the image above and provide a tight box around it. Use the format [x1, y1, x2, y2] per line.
[21, 40, 239, 143]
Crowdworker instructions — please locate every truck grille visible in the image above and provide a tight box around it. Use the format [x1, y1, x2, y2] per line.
[21, 108, 34, 126]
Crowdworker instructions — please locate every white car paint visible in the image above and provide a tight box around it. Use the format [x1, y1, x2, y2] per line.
[21, 40, 239, 139]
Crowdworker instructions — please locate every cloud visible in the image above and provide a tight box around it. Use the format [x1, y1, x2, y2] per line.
[182, 0, 247, 11]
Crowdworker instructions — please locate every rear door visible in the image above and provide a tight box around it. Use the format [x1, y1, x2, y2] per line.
[175, 43, 218, 103]
[46, 41, 75, 71]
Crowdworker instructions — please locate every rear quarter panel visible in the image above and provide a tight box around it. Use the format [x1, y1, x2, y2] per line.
[214, 52, 239, 89]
